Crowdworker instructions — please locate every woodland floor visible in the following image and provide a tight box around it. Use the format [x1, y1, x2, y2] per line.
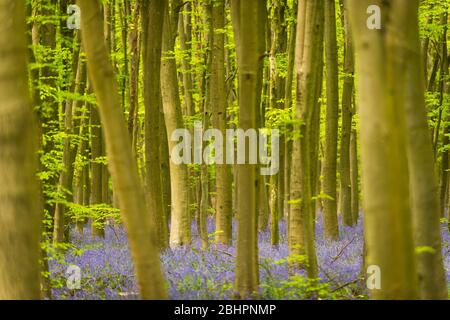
[48, 216, 450, 300]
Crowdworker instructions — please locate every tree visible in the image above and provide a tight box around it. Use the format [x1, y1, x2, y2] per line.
[161, 0, 191, 247]
[53, 42, 85, 243]
[232, 0, 265, 298]
[211, 0, 233, 245]
[0, 0, 42, 299]
[348, 0, 419, 299]
[402, 1, 448, 300]
[289, 0, 322, 279]
[142, 0, 168, 249]
[322, 0, 339, 240]
[268, 0, 287, 246]
[350, 128, 359, 223]
[78, 0, 167, 299]
[339, 0, 354, 227]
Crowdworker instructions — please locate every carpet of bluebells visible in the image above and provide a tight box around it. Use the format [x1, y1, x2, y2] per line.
[47, 215, 450, 300]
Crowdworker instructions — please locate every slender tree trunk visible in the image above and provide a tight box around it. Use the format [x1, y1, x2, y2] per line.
[232, 0, 264, 298]
[198, 0, 213, 251]
[118, 0, 129, 108]
[289, 0, 322, 280]
[350, 128, 359, 223]
[268, 0, 287, 245]
[402, 2, 448, 299]
[437, 12, 449, 216]
[159, 106, 172, 230]
[53, 44, 84, 243]
[339, 0, 354, 227]
[179, 3, 194, 117]
[322, 0, 339, 240]
[161, 0, 191, 247]
[284, 2, 297, 225]
[258, 177, 269, 231]
[35, 0, 58, 220]
[288, 0, 306, 263]
[309, 31, 323, 224]
[211, 0, 232, 245]
[142, 0, 169, 249]
[90, 103, 104, 237]
[128, 0, 141, 146]
[78, 0, 167, 299]
[75, 101, 90, 232]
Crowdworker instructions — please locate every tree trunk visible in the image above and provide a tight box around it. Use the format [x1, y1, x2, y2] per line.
[350, 128, 359, 223]
[268, 0, 287, 246]
[402, 2, 448, 299]
[232, 0, 264, 298]
[284, 2, 297, 226]
[161, 0, 191, 247]
[289, 0, 322, 280]
[211, 0, 232, 245]
[78, 0, 167, 299]
[0, 0, 41, 299]
[54, 41, 85, 243]
[339, 0, 354, 227]
[142, 0, 169, 249]
[322, 0, 339, 240]
[90, 104, 104, 237]
[347, 0, 419, 299]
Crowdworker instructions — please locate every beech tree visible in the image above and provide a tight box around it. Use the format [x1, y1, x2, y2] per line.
[289, 0, 323, 279]
[232, 0, 265, 298]
[348, 0, 419, 299]
[161, 0, 191, 247]
[0, 0, 42, 299]
[322, 0, 339, 240]
[142, 0, 168, 249]
[211, 0, 233, 245]
[78, 0, 167, 299]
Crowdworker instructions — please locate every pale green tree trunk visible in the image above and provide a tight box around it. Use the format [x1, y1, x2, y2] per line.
[268, 0, 287, 246]
[350, 128, 359, 223]
[339, 0, 354, 227]
[142, 0, 169, 249]
[402, 2, 448, 300]
[78, 0, 167, 299]
[437, 12, 449, 217]
[322, 0, 339, 240]
[211, 0, 233, 245]
[54, 50, 83, 243]
[348, 0, 419, 299]
[284, 2, 297, 227]
[0, 0, 42, 299]
[288, 0, 306, 261]
[127, 1, 140, 150]
[90, 104, 104, 237]
[289, 0, 322, 280]
[232, 0, 265, 298]
[161, 0, 191, 247]
[178, 3, 194, 117]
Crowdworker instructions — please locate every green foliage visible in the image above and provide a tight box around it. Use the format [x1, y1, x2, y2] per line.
[68, 203, 120, 229]
[259, 257, 336, 300]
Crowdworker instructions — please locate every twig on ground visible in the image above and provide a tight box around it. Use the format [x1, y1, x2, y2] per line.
[215, 248, 234, 258]
[331, 236, 356, 264]
[331, 278, 359, 293]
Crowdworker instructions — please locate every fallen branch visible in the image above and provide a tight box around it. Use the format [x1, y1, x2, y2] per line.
[331, 278, 360, 293]
[331, 236, 356, 264]
[215, 248, 234, 258]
